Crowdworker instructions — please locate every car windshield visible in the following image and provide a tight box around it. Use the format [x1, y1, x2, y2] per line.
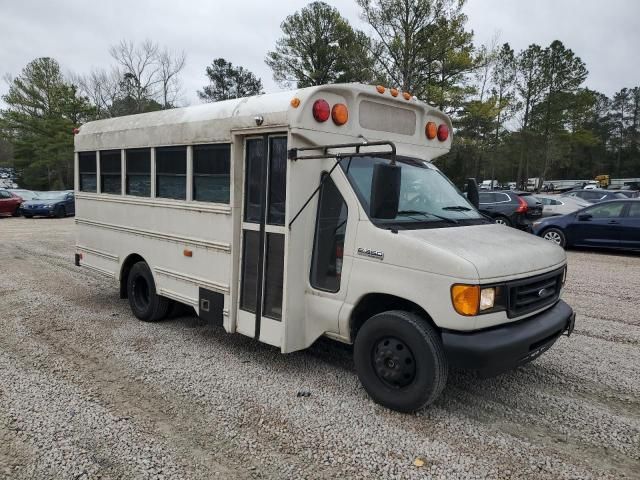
[33, 192, 67, 201]
[340, 156, 487, 228]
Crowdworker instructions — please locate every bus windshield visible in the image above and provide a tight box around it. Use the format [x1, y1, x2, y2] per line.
[340, 156, 488, 228]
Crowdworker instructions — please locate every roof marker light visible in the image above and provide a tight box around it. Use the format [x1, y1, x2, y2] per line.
[376, 85, 385, 94]
[312, 99, 330, 122]
[425, 122, 437, 140]
[331, 103, 349, 125]
[402, 92, 411, 100]
[290, 97, 301, 108]
[437, 124, 449, 141]
[390, 88, 399, 97]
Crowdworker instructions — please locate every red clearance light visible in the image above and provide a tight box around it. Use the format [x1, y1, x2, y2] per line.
[516, 195, 528, 213]
[312, 99, 330, 122]
[437, 124, 449, 141]
[331, 103, 349, 125]
[425, 122, 437, 140]
[72, 127, 80, 135]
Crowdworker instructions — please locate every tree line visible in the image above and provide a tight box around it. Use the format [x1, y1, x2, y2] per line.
[1, 0, 638, 190]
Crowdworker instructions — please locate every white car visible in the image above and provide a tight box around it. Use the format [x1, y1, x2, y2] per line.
[534, 194, 589, 217]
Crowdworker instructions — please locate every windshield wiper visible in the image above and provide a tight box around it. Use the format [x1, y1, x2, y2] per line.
[396, 210, 459, 224]
[442, 205, 472, 211]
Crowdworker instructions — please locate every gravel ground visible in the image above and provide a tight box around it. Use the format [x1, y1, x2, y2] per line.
[0, 216, 638, 479]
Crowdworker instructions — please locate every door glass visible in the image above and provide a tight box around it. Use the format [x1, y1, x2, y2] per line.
[311, 175, 348, 292]
[627, 203, 640, 218]
[263, 233, 285, 320]
[585, 202, 625, 218]
[244, 139, 265, 223]
[267, 137, 287, 225]
[240, 230, 260, 313]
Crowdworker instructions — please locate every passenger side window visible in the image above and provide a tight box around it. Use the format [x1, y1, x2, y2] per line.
[78, 152, 97, 192]
[311, 175, 348, 292]
[495, 193, 510, 202]
[100, 150, 122, 194]
[627, 202, 640, 218]
[156, 147, 187, 200]
[193, 144, 230, 203]
[479, 193, 495, 204]
[585, 202, 625, 218]
[126, 149, 151, 197]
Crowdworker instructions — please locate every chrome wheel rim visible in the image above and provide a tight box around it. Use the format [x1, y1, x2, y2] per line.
[495, 218, 507, 225]
[544, 231, 562, 245]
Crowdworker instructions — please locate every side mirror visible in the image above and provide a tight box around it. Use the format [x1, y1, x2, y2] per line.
[577, 213, 592, 221]
[465, 178, 480, 208]
[370, 162, 400, 219]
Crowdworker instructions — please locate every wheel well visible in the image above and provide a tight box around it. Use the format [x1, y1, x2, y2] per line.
[119, 254, 145, 299]
[349, 293, 437, 343]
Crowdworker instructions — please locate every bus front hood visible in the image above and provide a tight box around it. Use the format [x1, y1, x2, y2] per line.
[398, 223, 566, 281]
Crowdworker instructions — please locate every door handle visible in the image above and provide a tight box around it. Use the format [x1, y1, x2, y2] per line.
[608, 220, 620, 224]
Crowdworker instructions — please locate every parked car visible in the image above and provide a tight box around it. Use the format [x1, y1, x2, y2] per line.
[534, 194, 590, 217]
[0, 189, 23, 217]
[561, 189, 627, 204]
[478, 191, 543, 228]
[610, 189, 639, 199]
[21, 191, 75, 218]
[532, 199, 640, 250]
[8, 189, 38, 201]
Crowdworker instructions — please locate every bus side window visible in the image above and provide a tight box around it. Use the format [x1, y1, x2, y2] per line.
[78, 152, 97, 192]
[310, 174, 348, 293]
[193, 144, 230, 203]
[126, 148, 151, 197]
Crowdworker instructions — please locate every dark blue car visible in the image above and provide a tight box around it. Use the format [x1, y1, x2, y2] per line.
[532, 199, 640, 250]
[21, 191, 75, 218]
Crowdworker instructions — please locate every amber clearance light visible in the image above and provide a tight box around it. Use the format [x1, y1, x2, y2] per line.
[425, 122, 437, 140]
[331, 103, 349, 125]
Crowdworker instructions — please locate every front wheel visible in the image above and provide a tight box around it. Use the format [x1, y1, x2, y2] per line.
[12, 207, 21, 217]
[55, 206, 66, 218]
[127, 261, 170, 322]
[354, 311, 448, 412]
[494, 215, 512, 227]
[542, 227, 566, 248]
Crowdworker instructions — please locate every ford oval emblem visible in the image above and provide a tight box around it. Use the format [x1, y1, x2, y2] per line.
[538, 288, 549, 297]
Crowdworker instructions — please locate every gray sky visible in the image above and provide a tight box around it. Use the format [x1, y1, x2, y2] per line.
[1, 0, 638, 106]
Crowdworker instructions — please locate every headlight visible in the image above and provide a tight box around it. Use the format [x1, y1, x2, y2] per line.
[45, 204, 53, 208]
[480, 287, 496, 311]
[533, 220, 543, 227]
[451, 285, 498, 316]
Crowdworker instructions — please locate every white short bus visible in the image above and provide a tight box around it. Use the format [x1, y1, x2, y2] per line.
[74, 83, 575, 411]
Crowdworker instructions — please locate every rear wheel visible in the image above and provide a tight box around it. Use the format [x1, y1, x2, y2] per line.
[127, 261, 169, 322]
[354, 310, 448, 412]
[494, 215, 511, 227]
[542, 228, 566, 248]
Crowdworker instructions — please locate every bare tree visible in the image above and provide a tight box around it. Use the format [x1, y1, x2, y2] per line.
[75, 68, 121, 118]
[108, 39, 160, 112]
[157, 47, 186, 108]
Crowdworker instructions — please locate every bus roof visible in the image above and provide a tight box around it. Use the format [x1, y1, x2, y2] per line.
[75, 83, 452, 160]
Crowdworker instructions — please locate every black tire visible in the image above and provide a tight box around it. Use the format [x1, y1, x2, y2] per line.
[354, 310, 448, 412]
[23, 214, 32, 219]
[494, 215, 512, 227]
[55, 206, 66, 218]
[541, 227, 566, 248]
[126, 261, 170, 322]
[12, 207, 21, 217]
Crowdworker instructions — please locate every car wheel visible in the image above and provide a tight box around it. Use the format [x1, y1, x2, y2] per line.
[542, 228, 566, 248]
[127, 261, 170, 322]
[23, 214, 32, 218]
[12, 207, 21, 217]
[494, 215, 512, 227]
[55, 206, 66, 218]
[354, 310, 448, 412]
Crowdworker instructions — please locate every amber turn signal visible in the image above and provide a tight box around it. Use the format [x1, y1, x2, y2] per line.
[183, 249, 193, 257]
[290, 97, 301, 108]
[331, 103, 349, 125]
[451, 284, 480, 316]
[425, 121, 437, 140]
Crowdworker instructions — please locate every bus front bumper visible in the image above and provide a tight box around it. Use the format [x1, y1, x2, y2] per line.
[441, 300, 575, 377]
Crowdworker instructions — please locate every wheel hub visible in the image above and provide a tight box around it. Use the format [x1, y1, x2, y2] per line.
[373, 337, 416, 388]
